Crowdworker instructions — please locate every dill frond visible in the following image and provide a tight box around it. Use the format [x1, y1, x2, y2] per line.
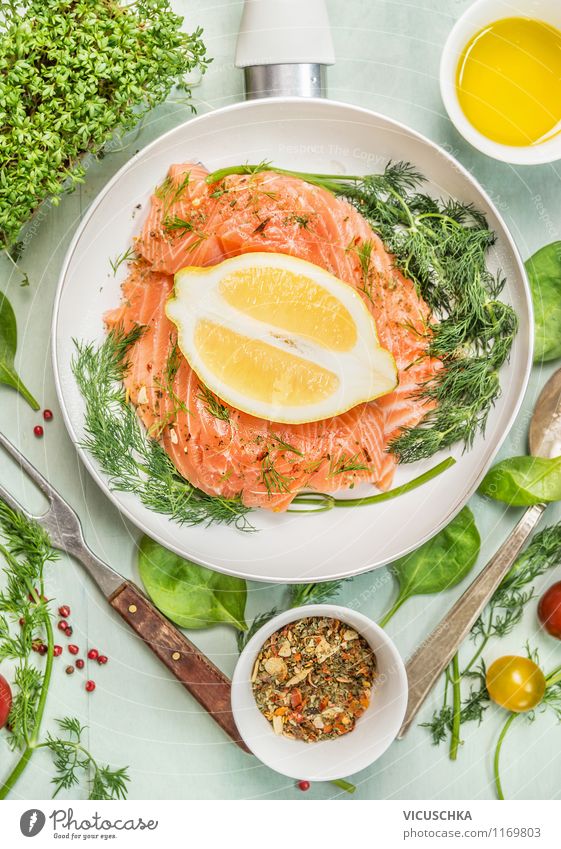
[472, 524, 561, 643]
[269, 434, 303, 456]
[162, 215, 207, 250]
[150, 340, 190, 435]
[72, 327, 252, 530]
[328, 452, 370, 477]
[45, 718, 130, 800]
[109, 247, 137, 276]
[197, 384, 230, 421]
[260, 454, 294, 496]
[236, 608, 278, 652]
[290, 580, 346, 606]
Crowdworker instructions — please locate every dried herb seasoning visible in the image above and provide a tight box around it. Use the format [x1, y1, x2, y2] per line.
[252, 617, 376, 742]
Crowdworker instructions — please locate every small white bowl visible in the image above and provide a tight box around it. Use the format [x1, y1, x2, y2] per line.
[231, 604, 408, 781]
[440, 0, 561, 164]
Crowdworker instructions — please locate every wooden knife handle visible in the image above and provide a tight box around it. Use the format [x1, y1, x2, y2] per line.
[109, 581, 250, 753]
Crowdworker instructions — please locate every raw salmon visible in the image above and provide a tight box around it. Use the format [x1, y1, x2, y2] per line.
[105, 163, 441, 511]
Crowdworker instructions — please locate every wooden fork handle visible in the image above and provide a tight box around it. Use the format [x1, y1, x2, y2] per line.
[109, 581, 250, 752]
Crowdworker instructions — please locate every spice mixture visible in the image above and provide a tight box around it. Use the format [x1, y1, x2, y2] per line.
[252, 617, 377, 742]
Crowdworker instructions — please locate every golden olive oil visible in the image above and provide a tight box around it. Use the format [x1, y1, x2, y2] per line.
[456, 17, 561, 146]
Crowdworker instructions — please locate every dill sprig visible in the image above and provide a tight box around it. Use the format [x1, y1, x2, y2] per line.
[353, 239, 375, 300]
[207, 161, 517, 463]
[0, 503, 129, 799]
[290, 580, 346, 607]
[162, 215, 207, 251]
[472, 524, 561, 647]
[423, 524, 561, 758]
[150, 340, 190, 436]
[269, 434, 302, 456]
[109, 247, 138, 276]
[155, 171, 192, 211]
[41, 718, 129, 800]
[260, 453, 294, 496]
[328, 452, 370, 477]
[197, 384, 230, 421]
[236, 608, 278, 652]
[422, 663, 489, 745]
[71, 326, 253, 530]
[238, 581, 346, 653]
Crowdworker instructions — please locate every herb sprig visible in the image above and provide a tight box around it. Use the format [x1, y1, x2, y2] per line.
[43, 718, 129, 800]
[421, 524, 561, 759]
[207, 162, 517, 463]
[0, 502, 129, 799]
[197, 384, 231, 422]
[72, 326, 252, 530]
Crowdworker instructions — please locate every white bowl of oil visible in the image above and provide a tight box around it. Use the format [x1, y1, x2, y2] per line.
[440, 0, 561, 164]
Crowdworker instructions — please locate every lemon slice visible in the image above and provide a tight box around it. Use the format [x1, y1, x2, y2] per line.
[165, 252, 397, 424]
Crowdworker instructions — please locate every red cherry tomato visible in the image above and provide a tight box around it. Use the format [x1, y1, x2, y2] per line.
[0, 674, 12, 728]
[486, 656, 546, 713]
[538, 581, 561, 639]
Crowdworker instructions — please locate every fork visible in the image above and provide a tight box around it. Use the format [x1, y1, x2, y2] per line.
[0, 430, 249, 752]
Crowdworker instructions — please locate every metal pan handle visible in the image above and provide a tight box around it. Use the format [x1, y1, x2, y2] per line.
[235, 0, 334, 98]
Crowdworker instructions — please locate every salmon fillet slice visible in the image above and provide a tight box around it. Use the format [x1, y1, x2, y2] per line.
[106, 163, 441, 511]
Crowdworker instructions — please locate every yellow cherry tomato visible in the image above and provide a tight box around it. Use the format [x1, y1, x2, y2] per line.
[486, 655, 546, 713]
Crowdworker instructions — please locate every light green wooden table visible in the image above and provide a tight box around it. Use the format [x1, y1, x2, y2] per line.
[1, 0, 561, 800]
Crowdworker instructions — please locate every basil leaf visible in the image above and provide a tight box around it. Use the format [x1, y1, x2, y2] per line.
[0, 293, 39, 410]
[479, 456, 561, 506]
[526, 241, 561, 362]
[138, 535, 247, 630]
[380, 507, 480, 625]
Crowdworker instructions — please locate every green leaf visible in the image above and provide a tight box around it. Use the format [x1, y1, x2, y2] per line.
[526, 241, 561, 362]
[479, 456, 561, 506]
[380, 507, 480, 625]
[138, 535, 247, 630]
[0, 293, 39, 410]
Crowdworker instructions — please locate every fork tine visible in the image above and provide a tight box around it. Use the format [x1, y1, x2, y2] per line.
[0, 430, 55, 502]
[0, 480, 33, 521]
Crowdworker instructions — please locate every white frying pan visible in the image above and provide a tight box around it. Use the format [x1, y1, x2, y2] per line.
[52, 0, 532, 583]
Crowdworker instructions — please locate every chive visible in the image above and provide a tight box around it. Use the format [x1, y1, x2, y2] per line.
[289, 457, 456, 512]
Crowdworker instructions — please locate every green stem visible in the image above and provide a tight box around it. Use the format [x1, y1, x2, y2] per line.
[493, 712, 517, 800]
[0, 745, 34, 800]
[34, 739, 93, 798]
[298, 585, 315, 602]
[449, 654, 462, 761]
[490, 667, 561, 802]
[330, 778, 356, 793]
[443, 665, 451, 708]
[461, 634, 490, 676]
[378, 593, 408, 628]
[290, 457, 455, 512]
[205, 164, 363, 193]
[0, 593, 54, 799]
[545, 663, 561, 687]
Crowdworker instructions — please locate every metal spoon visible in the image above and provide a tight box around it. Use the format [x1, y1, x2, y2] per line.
[398, 367, 561, 738]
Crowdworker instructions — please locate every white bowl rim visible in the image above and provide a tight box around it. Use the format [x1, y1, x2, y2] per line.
[440, 0, 561, 164]
[231, 603, 408, 781]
